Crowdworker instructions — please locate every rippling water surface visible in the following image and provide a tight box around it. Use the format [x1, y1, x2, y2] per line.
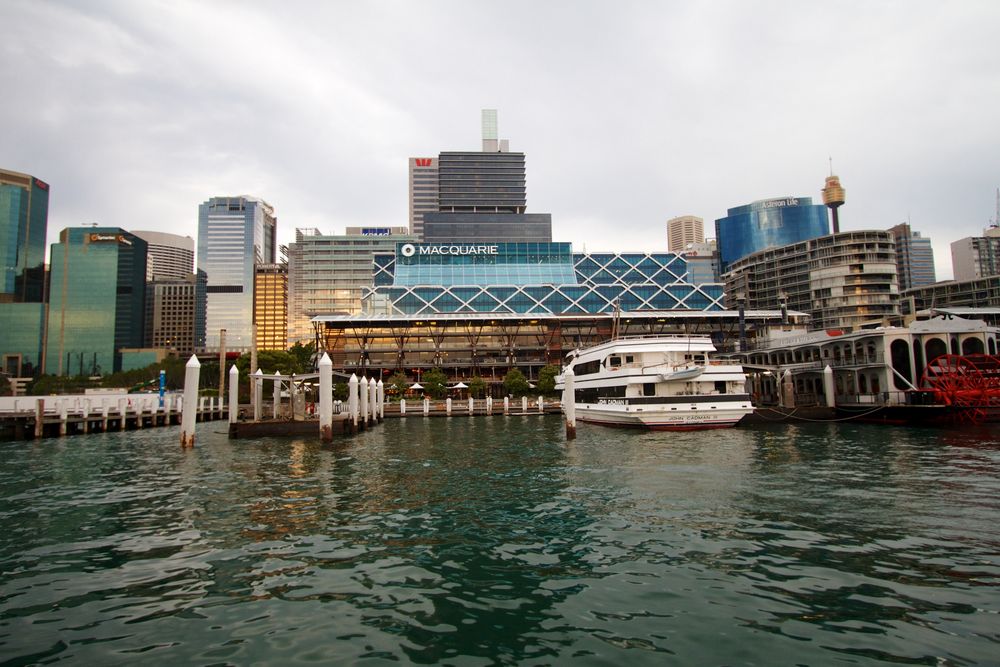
[1, 417, 999, 665]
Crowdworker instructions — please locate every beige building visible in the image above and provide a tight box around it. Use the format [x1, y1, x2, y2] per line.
[254, 263, 288, 351]
[667, 215, 704, 253]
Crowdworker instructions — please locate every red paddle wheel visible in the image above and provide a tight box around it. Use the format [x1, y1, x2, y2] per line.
[920, 354, 1000, 424]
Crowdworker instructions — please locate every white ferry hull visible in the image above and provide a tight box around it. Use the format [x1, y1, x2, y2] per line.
[573, 398, 752, 431]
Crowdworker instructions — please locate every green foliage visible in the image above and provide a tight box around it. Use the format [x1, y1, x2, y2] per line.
[235, 350, 302, 377]
[537, 365, 560, 395]
[26, 355, 192, 395]
[387, 371, 410, 398]
[468, 375, 487, 399]
[333, 382, 348, 401]
[288, 341, 316, 371]
[421, 367, 448, 399]
[503, 368, 530, 397]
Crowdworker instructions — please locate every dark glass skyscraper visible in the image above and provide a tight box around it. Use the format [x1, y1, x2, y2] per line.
[437, 151, 526, 213]
[0, 168, 49, 303]
[45, 228, 148, 376]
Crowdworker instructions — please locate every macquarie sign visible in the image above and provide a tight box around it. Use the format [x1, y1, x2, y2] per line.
[399, 243, 499, 258]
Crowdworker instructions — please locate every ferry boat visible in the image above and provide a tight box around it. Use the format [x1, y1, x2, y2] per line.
[555, 336, 753, 430]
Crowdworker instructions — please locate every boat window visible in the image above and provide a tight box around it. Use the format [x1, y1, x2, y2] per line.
[625, 355, 634, 364]
[643, 383, 656, 396]
[715, 381, 727, 394]
[607, 356, 622, 368]
[574, 360, 601, 376]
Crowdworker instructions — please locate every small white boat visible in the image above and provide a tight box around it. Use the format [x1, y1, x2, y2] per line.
[555, 335, 753, 431]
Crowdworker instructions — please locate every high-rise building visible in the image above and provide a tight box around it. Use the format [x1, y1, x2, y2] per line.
[667, 215, 705, 253]
[408, 157, 439, 241]
[889, 223, 936, 291]
[724, 230, 899, 331]
[254, 263, 288, 351]
[685, 240, 720, 284]
[951, 227, 1000, 282]
[0, 168, 48, 303]
[0, 168, 49, 379]
[197, 196, 276, 350]
[133, 230, 195, 281]
[144, 271, 206, 354]
[46, 228, 148, 375]
[286, 227, 417, 343]
[715, 196, 830, 270]
[437, 151, 526, 213]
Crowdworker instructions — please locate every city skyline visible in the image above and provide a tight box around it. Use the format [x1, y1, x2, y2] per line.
[3, 1, 999, 281]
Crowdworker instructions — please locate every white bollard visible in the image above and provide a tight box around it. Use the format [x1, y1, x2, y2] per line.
[253, 369, 263, 422]
[486, 396, 493, 415]
[273, 370, 282, 419]
[423, 397, 429, 416]
[563, 367, 576, 440]
[446, 397, 452, 415]
[319, 353, 333, 442]
[180, 354, 201, 448]
[59, 400, 68, 436]
[468, 396, 474, 415]
[400, 399, 406, 416]
[824, 365, 836, 408]
[522, 396, 528, 414]
[82, 399, 90, 434]
[229, 365, 239, 424]
[349, 374, 359, 432]
[538, 395, 544, 413]
[102, 405, 109, 431]
[368, 377, 377, 425]
[504, 396, 510, 415]
[34, 398, 44, 438]
[376, 380, 384, 422]
[360, 377, 369, 429]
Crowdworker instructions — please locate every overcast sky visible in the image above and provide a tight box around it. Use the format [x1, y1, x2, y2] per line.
[4, 0, 999, 280]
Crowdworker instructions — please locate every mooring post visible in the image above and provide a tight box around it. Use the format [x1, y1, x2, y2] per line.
[504, 396, 509, 415]
[468, 396, 474, 415]
[538, 395, 544, 414]
[423, 397, 429, 416]
[253, 369, 263, 422]
[229, 365, 239, 424]
[563, 368, 576, 440]
[318, 353, 333, 443]
[180, 354, 200, 448]
[400, 399, 406, 416]
[486, 395, 492, 415]
[82, 399, 90, 434]
[368, 377, 377, 425]
[824, 365, 836, 408]
[376, 380, 384, 423]
[781, 369, 794, 408]
[359, 377, 369, 430]
[59, 400, 68, 437]
[34, 398, 44, 439]
[348, 373, 359, 434]
[446, 397, 452, 416]
[522, 396, 528, 414]
[102, 404, 109, 431]
[273, 370, 282, 419]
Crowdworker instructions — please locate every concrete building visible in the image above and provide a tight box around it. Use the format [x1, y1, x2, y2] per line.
[685, 240, 720, 284]
[715, 197, 831, 270]
[904, 275, 1000, 312]
[421, 212, 552, 243]
[197, 196, 276, 351]
[254, 263, 288, 351]
[951, 227, 1000, 282]
[0, 168, 49, 379]
[286, 227, 417, 344]
[408, 157, 438, 241]
[133, 230, 195, 281]
[724, 230, 899, 331]
[889, 223, 936, 291]
[145, 271, 206, 355]
[667, 215, 704, 253]
[46, 228, 148, 376]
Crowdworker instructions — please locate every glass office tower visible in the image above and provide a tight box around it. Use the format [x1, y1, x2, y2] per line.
[715, 197, 830, 270]
[46, 228, 148, 376]
[197, 196, 276, 350]
[0, 169, 50, 377]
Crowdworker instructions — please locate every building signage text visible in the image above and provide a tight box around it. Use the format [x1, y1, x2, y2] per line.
[89, 233, 133, 246]
[361, 227, 391, 236]
[400, 243, 499, 257]
[751, 197, 800, 211]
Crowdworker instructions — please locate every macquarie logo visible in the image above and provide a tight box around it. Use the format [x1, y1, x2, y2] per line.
[401, 244, 499, 258]
[400, 243, 417, 257]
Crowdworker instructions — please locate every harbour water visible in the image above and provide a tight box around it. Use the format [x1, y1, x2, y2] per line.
[1, 417, 999, 665]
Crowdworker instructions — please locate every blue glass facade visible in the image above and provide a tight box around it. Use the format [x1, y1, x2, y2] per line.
[367, 244, 723, 315]
[0, 170, 48, 302]
[46, 228, 148, 376]
[715, 197, 830, 270]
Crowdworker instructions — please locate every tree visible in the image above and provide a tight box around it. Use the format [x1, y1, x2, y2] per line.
[503, 368, 530, 397]
[537, 364, 560, 395]
[387, 371, 410, 398]
[288, 341, 316, 371]
[468, 375, 487, 399]
[333, 382, 348, 401]
[421, 367, 448, 399]
[236, 350, 302, 376]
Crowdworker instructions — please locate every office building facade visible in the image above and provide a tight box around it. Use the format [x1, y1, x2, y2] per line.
[286, 227, 417, 343]
[951, 227, 1000, 282]
[715, 197, 830, 270]
[133, 230, 195, 281]
[254, 263, 288, 351]
[889, 223, 936, 291]
[197, 196, 276, 350]
[46, 228, 148, 376]
[667, 215, 704, 253]
[421, 212, 552, 243]
[724, 230, 899, 331]
[145, 271, 206, 354]
[408, 157, 439, 241]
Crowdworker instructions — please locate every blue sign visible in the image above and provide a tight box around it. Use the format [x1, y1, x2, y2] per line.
[362, 228, 391, 236]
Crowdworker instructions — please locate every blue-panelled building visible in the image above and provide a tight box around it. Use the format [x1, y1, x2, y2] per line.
[366, 242, 724, 315]
[715, 197, 830, 270]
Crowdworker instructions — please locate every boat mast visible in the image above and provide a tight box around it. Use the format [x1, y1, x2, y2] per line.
[611, 299, 621, 340]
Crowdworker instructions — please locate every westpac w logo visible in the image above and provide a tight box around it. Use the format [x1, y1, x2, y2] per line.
[414, 158, 433, 167]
